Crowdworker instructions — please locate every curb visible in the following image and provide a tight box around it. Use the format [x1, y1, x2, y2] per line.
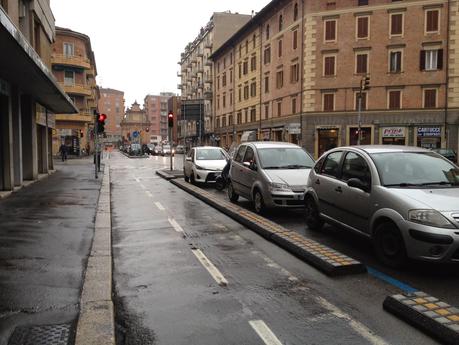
[384, 292, 459, 345]
[169, 178, 366, 276]
[119, 151, 147, 159]
[156, 170, 175, 180]
[75, 165, 115, 345]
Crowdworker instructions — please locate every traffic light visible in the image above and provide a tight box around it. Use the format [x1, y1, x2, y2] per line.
[361, 76, 370, 91]
[97, 113, 107, 133]
[168, 111, 174, 128]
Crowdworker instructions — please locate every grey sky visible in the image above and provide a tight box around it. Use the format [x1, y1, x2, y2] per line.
[51, 1, 268, 107]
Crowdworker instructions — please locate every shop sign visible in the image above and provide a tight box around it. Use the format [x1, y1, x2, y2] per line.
[417, 127, 441, 137]
[382, 127, 405, 138]
[47, 112, 56, 129]
[286, 123, 301, 134]
[35, 104, 47, 126]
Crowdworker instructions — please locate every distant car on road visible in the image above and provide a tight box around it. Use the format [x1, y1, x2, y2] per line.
[184, 146, 229, 184]
[431, 148, 457, 164]
[162, 145, 174, 156]
[305, 145, 459, 267]
[175, 145, 185, 154]
[129, 143, 142, 156]
[227, 142, 315, 214]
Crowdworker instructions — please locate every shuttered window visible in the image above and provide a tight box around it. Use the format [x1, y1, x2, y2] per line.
[390, 13, 403, 36]
[388, 90, 401, 109]
[356, 53, 368, 74]
[426, 10, 439, 33]
[325, 20, 337, 41]
[424, 89, 437, 108]
[324, 56, 335, 76]
[357, 17, 369, 39]
[323, 93, 335, 111]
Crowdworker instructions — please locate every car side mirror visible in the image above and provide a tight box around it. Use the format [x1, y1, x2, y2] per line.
[243, 161, 251, 168]
[347, 178, 369, 192]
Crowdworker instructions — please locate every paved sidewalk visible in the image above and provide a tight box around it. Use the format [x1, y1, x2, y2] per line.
[0, 158, 102, 345]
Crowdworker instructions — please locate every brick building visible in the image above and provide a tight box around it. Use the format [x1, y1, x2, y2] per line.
[1, 0, 76, 192]
[51, 27, 98, 155]
[120, 101, 150, 145]
[144, 92, 175, 141]
[167, 96, 181, 144]
[98, 88, 125, 144]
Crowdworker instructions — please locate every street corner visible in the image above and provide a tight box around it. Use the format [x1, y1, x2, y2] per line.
[156, 169, 184, 180]
[384, 291, 459, 345]
[75, 300, 115, 345]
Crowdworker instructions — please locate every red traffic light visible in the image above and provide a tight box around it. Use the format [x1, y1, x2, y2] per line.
[98, 113, 107, 122]
[168, 111, 174, 128]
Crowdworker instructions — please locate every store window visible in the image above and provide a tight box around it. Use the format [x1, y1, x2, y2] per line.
[349, 127, 371, 146]
[417, 127, 441, 149]
[318, 128, 339, 157]
[381, 127, 406, 145]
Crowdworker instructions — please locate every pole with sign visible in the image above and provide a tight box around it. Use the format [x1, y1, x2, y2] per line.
[168, 111, 174, 171]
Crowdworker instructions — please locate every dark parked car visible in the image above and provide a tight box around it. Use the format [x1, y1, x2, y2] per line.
[432, 148, 457, 164]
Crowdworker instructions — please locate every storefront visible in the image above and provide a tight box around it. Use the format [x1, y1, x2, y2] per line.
[261, 129, 271, 141]
[417, 126, 441, 149]
[272, 127, 284, 141]
[286, 123, 301, 145]
[317, 127, 340, 157]
[381, 127, 407, 145]
[348, 126, 372, 146]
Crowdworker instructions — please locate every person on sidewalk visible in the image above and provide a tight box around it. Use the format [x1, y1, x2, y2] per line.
[59, 144, 68, 162]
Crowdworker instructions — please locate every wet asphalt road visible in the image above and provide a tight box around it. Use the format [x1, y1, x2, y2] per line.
[111, 152, 440, 345]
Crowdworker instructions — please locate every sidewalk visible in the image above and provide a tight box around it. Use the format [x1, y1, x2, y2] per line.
[0, 158, 102, 345]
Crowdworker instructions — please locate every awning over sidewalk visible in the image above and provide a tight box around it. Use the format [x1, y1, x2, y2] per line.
[0, 8, 77, 114]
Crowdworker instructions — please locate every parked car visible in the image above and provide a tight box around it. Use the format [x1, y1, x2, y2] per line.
[129, 143, 142, 156]
[227, 142, 315, 214]
[175, 145, 185, 154]
[184, 146, 229, 184]
[305, 145, 459, 266]
[431, 148, 457, 164]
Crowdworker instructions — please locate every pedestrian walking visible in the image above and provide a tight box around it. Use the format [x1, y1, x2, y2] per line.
[59, 144, 68, 162]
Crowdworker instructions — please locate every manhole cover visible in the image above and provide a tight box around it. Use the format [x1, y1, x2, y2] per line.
[8, 323, 72, 345]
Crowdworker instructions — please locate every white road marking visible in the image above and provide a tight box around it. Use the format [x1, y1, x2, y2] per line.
[191, 248, 228, 287]
[139, 183, 146, 190]
[315, 296, 389, 345]
[134, 177, 140, 183]
[145, 191, 153, 198]
[249, 320, 283, 345]
[252, 250, 299, 282]
[155, 202, 166, 211]
[168, 217, 184, 233]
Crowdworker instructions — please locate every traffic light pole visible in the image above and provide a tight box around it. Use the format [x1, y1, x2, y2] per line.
[94, 114, 99, 179]
[169, 126, 173, 172]
[357, 88, 362, 146]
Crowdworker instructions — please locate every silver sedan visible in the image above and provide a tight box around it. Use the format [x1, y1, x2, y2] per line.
[305, 145, 459, 267]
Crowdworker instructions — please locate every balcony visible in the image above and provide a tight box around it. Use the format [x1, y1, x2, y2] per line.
[56, 112, 93, 124]
[86, 68, 95, 77]
[87, 98, 96, 108]
[177, 72, 182, 77]
[205, 60, 212, 67]
[52, 54, 91, 69]
[204, 88, 212, 99]
[177, 84, 183, 89]
[61, 83, 92, 96]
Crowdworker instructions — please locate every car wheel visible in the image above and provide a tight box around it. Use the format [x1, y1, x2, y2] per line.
[184, 169, 189, 182]
[305, 197, 323, 231]
[253, 190, 265, 214]
[374, 222, 407, 268]
[227, 181, 239, 202]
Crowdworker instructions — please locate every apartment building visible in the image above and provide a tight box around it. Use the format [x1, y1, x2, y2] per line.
[98, 88, 125, 144]
[212, 0, 305, 148]
[0, 0, 76, 192]
[167, 96, 181, 144]
[178, 11, 251, 147]
[144, 92, 175, 141]
[120, 101, 150, 145]
[51, 27, 98, 155]
[303, 0, 455, 157]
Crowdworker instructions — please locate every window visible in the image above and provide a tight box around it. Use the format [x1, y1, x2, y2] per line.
[421, 49, 443, 71]
[250, 108, 256, 122]
[323, 93, 335, 111]
[253, 34, 256, 48]
[244, 85, 249, 100]
[266, 24, 270, 40]
[238, 87, 242, 101]
[358, 0, 368, 5]
[250, 56, 257, 71]
[264, 103, 269, 119]
[217, 76, 220, 90]
[356, 16, 369, 39]
[63, 43, 74, 57]
[279, 14, 283, 31]
[264, 47, 271, 64]
[276, 70, 284, 88]
[356, 53, 368, 74]
[390, 13, 403, 36]
[264, 75, 270, 93]
[246, 40, 249, 53]
[222, 72, 227, 87]
[250, 82, 256, 97]
[237, 112, 242, 124]
[238, 64, 242, 78]
[425, 9, 439, 33]
[230, 69, 233, 83]
[388, 90, 401, 109]
[389, 50, 402, 73]
[324, 20, 337, 41]
[355, 91, 367, 110]
[278, 40, 283, 57]
[223, 94, 226, 107]
[320, 151, 343, 178]
[294, 3, 299, 21]
[243, 61, 248, 74]
[217, 96, 220, 109]
[64, 70, 75, 85]
[245, 109, 248, 122]
[223, 57, 226, 69]
[293, 30, 298, 50]
[341, 152, 371, 188]
[243, 146, 255, 163]
[292, 97, 297, 114]
[235, 145, 247, 163]
[230, 92, 233, 105]
[229, 115, 233, 126]
[277, 101, 282, 117]
[291, 63, 300, 83]
[216, 118, 220, 129]
[424, 89, 437, 108]
[323, 55, 336, 76]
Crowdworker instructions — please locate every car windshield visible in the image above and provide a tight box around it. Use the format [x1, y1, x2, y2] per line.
[196, 149, 226, 160]
[370, 152, 459, 187]
[257, 147, 314, 169]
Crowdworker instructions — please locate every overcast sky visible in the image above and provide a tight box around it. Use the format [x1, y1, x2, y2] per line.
[51, 1, 268, 108]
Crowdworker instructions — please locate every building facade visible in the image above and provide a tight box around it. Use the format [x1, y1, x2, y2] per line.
[144, 92, 175, 142]
[51, 27, 98, 155]
[98, 88, 125, 144]
[1, 0, 76, 192]
[120, 101, 150, 145]
[167, 96, 181, 144]
[178, 11, 252, 147]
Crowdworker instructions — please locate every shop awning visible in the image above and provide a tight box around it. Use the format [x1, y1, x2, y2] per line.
[0, 9, 77, 114]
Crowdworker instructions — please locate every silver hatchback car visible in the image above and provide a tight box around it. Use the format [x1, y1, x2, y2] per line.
[227, 142, 315, 213]
[305, 145, 459, 266]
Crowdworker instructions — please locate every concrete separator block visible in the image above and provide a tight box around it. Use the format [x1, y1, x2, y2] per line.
[80, 255, 112, 303]
[75, 300, 115, 345]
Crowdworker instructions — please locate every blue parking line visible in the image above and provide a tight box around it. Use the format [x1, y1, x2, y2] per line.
[367, 267, 418, 293]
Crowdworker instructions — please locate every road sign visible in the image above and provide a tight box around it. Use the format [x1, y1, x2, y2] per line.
[133, 131, 139, 138]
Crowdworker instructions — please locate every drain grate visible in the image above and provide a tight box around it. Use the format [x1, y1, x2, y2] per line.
[8, 323, 72, 345]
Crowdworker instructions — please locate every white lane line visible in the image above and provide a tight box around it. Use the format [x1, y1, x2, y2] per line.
[134, 177, 140, 183]
[139, 183, 146, 190]
[315, 296, 389, 345]
[155, 202, 166, 211]
[145, 191, 153, 198]
[249, 320, 283, 345]
[252, 250, 299, 282]
[191, 248, 228, 287]
[168, 217, 184, 233]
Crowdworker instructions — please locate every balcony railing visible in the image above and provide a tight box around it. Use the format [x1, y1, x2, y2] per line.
[61, 83, 92, 96]
[52, 54, 91, 69]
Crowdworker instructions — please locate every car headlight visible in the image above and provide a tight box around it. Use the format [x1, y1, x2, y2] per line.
[408, 209, 455, 229]
[195, 165, 205, 170]
[269, 182, 292, 193]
